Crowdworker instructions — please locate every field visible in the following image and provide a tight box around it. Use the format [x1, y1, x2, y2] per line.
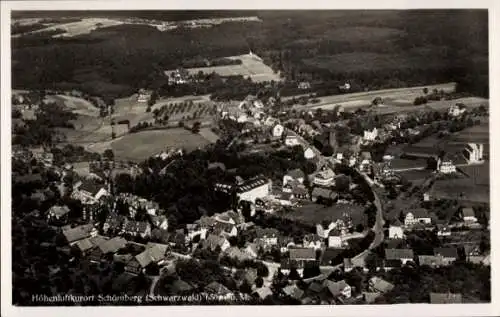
[164, 53, 281, 83]
[45, 95, 100, 117]
[105, 129, 213, 162]
[15, 18, 124, 38]
[279, 202, 365, 226]
[429, 177, 489, 204]
[300, 82, 456, 111]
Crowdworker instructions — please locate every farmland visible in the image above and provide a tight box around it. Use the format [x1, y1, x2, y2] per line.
[164, 53, 281, 83]
[278, 202, 366, 227]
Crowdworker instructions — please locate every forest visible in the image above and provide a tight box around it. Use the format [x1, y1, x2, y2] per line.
[12, 10, 488, 100]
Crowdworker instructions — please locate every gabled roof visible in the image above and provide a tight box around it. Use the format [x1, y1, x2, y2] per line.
[385, 248, 414, 260]
[99, 237, 127, 254]
[325, 279, 350, 297]
[204, 234, 228, 251]
[289, 247, 316, 260]
[78, 179, 105, 196]
[48, 205, 70, 218]
[434, 247, 458, 259]
[308, 281, 324, 293]
[429, 293, 462, 304]
[407, 208, 430, 218]
[369, 276, 394, 293]
[74, 238, 95, 252]
[283, 284, 305, 300]
[171, 279, 193, 293]
[62, 224, 94, 244]
[462, 207, 475, 218]
[254, 286, 273, 300]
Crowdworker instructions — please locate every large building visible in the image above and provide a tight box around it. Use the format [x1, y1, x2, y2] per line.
[215, 175, 272, 204]
[463, 143, 484, 164]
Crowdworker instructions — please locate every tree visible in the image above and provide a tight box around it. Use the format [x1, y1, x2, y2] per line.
[423, 87, 429, 94]
[192, 121, 201, 134]
[103, 149, 114, 161]
[255, 277, 264, 288]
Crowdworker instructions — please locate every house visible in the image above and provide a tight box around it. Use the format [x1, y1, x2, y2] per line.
[291, 184, 310, 200]
[418, 255, 444, 268]
[388, 220, 404, 239]
[304, 148, 316, 160]
[289, 247, 317, 261]
[311, 187, 337, 203]
[47, 205, 70, 222]
[462, 207, 477, 223]
[448, 103, 467, 117]
[302, 234, 323, 250]
[368, 276, 394, 293]
[429, 292, 463, 304]
[135, 243, 168, 269]
[298, 81, 311, 90]
[244, 243, 259, 259]
[285, 135, 300, 147]
[204, 234, 230, 252]
[324, 279, 352, 299]
[436, 224, 451, 237]
[205, 281, 233, 296]
[122, 220, 152, 239]
[328, 231, 344, 249]
[280, 259, 305, 276]
[62, 224, 96, 245]
[215, 175, 272, 204]
[272, 124, 284, 138]
[170, 279, 194, 295]
[437, 160, 456, 174]
[404, 208, 432, 226]
[254, 286, 273, 300]
[73, 238, 96, 255]
[212, 221, 238, 237]
[283, 169, 305, 186]
[434, 248, 458, 265]
[313, 168, 335, 187]
[463, 143, 484, 164]
[72, 179, 108, 205]
[363, 128, 378, 142]
[99, 237, 128, 254]
[137, 89, 151, 103]
[255, 227, 279, 248]
[151, 215, 169, 230]
[283, 284, 305, 301]
[316, 221, 337, 239]
[385, 249, 414, 265]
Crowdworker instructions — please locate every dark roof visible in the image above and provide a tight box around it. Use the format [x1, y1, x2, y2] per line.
[407, 208, 430, 218]
[78, 179, 105, 196]
[205, 281, 232, 295]
[236, 175, 270, 194]
[462, 207, 475, 218]
[320, 248, 344, 266]
[429, 293, 462, 304]
[62, 224, 94, 243]
[369, 277, 394, 293]
[388, 158, 427, 171]
[418, 255, 444, 266]
[99, 237, 127, 254]
[171, 279, 194, 294]
[385, 248, 414, 260]
[289, 247, 316, 260]
[434, 248, 458, 259]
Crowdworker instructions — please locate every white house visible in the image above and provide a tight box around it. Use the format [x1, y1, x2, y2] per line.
[316, 222, 337, 239]
[313, 168, 335, 187]
[363, 128, 378, 142]
[437, 160, 456, 174]
[215, 175, 272, 204]
[328, 235, 344, 248]
[463, 143, 484, 164]
[283, 169, 305, 187]
[304, 148, 316, 160]
[388, 221, 404, 239]
[285, 135, 300, 147]
[272, 124, 284, 138]
[404, 208, 432, 226]
[325, 280, 352, 299]
[448, 104, 467, 117]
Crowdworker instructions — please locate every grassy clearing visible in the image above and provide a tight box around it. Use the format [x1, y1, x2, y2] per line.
[110, 128, 212, 161]
[279, 202, 366, 226]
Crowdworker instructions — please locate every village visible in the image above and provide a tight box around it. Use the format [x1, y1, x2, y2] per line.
[11, 82, 490, 305]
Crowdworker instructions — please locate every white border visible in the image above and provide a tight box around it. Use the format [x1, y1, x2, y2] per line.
[1, 1, 498, 317]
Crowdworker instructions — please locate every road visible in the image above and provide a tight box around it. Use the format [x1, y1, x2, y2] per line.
[290, 128, 386, 261]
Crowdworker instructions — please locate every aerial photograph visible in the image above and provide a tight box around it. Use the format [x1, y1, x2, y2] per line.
[9, 9, 490, 306]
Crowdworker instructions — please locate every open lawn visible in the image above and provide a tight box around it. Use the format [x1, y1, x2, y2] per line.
[44, 95, 100, 117]
[109, 128, 213, 161]
[279, 202, 365, 226]
[164, 53, 281, 83]
[429, 177, 489, 204]
[18, 18, 125, 38]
